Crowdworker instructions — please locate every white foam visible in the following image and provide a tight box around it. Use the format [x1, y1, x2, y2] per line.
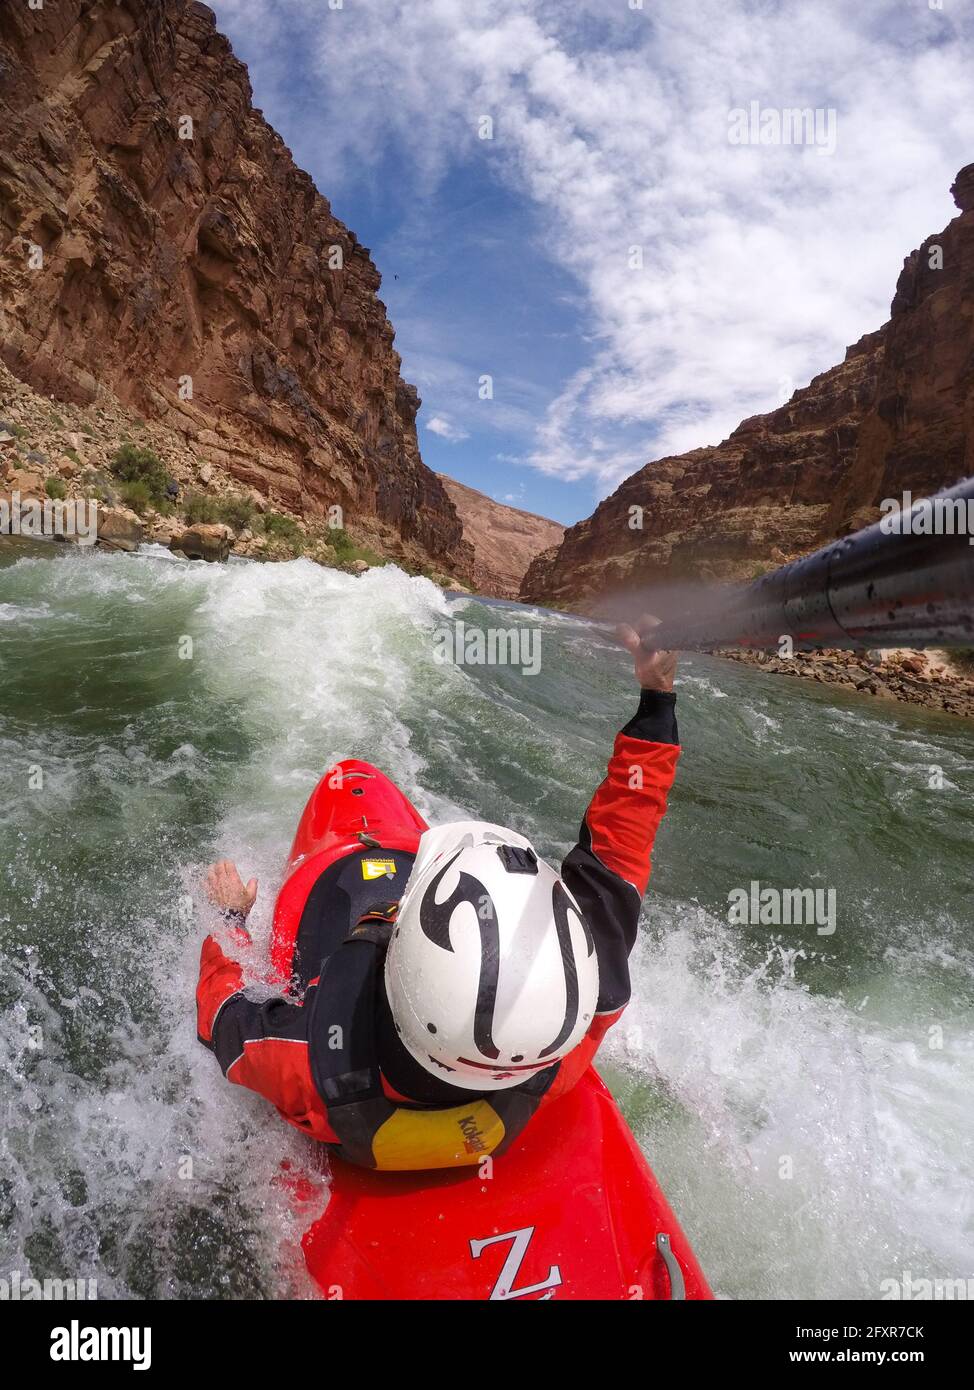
[2, 552, 972, 1300]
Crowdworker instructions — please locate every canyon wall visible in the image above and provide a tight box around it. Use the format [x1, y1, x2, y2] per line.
[522, 165, 974, 608]
[0, 0, 472, 574]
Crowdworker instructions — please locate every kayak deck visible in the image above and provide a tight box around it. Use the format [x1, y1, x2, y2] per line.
[302, 1068, 712, 1301]
[272, 761, 712, 1300]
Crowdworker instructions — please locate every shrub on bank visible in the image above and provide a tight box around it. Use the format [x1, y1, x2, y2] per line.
[183, 492, 221, 525]
[111, 444, 169, 508]
[328, 526, 385, 569]
[217, 494, 256, 532]
[119, 481, 153, 515]
[262, 511, 305, 549]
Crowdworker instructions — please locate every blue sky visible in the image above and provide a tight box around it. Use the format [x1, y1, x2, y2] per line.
[210, 0, 974, 526]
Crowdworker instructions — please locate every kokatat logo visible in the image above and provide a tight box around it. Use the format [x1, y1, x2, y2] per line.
[459, 1113, 488, 1155]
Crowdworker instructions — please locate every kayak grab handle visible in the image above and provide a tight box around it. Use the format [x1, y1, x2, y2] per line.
[656, 1233, 686, 1301]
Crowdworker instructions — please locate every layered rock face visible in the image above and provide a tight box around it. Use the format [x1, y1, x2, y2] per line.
[437, 474, 564, 599]
[522, 165, 974, 608]
[0, 0, 471, 574]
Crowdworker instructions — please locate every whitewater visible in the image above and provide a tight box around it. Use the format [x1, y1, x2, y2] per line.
[1, 543, 972, 1299]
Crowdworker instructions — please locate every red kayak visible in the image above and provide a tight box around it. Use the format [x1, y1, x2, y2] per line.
[271, 760, 713, 1301]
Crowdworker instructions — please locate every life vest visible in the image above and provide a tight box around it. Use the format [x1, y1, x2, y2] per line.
[307, 914, 556, 1171]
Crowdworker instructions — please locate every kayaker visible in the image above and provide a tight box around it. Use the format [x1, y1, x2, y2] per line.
[196, 621, 679, 1169]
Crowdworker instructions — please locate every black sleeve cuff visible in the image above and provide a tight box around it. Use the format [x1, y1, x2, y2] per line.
[621, 689, 679, 745]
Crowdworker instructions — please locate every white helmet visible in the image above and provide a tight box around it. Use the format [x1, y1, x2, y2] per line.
[385, 821, 599, 1091]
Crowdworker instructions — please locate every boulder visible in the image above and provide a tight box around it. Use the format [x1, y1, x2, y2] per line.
[7, 467, 46, 499]
[147, 515, 183, 544]
[97, 506, 144, 552]
[169, 523, 233, 563]
[349, 558, 370, 574]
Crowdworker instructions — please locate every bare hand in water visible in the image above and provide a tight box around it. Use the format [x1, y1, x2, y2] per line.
[205, 860, 258, 918]
[616, 616, 677, 693]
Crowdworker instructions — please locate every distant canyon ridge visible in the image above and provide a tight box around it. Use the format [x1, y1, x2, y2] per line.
[436, 475, 563, 600]
[522, 163, 974, 609]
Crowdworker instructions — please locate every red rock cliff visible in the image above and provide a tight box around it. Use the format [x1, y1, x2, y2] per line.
[437, 474, 564, 599]
[521, 165, 974, 608]
[0, 0, 472, 574]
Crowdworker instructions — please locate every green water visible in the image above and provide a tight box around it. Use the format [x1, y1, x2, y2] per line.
[1, 541, 972, 1298]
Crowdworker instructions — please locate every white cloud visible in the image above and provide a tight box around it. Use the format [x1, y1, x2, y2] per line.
[212, 0, 974, 491]
[425, 415, 470, 443]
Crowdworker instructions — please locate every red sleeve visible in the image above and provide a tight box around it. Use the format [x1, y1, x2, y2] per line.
[196, 936, 337, 1144]
[583, 732, 679, 896]
[196, 934, 246, 1043]
[562, 691, 680, 1014]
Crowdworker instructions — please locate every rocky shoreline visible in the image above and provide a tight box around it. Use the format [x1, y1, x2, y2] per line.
[0, 360, 469, 585]
[720, 646, 974, 720]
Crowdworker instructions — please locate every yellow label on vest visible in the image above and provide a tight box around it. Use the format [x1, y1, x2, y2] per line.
[371, 1100, 506, 1171]
[361, 859, 397, 881]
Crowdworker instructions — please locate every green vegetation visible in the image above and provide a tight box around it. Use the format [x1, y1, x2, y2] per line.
[44, 477, 68, 501]
[119, 481, 153, 515]
[183, 492, 221, 525]
[180, 491, 255, 531]
[111, 444, 170, 508]
[328, 526, 354, 561]
[263, 511, 305, 551]
[216, 493, 256, 533]
[65, 448, 80, 464]
[327, 526, 385, 569]
[80, 466, 117, 507]
[952, 648, 974, 675]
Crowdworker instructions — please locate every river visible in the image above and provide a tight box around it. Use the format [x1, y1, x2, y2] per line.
[1, 541, 972, 1299]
